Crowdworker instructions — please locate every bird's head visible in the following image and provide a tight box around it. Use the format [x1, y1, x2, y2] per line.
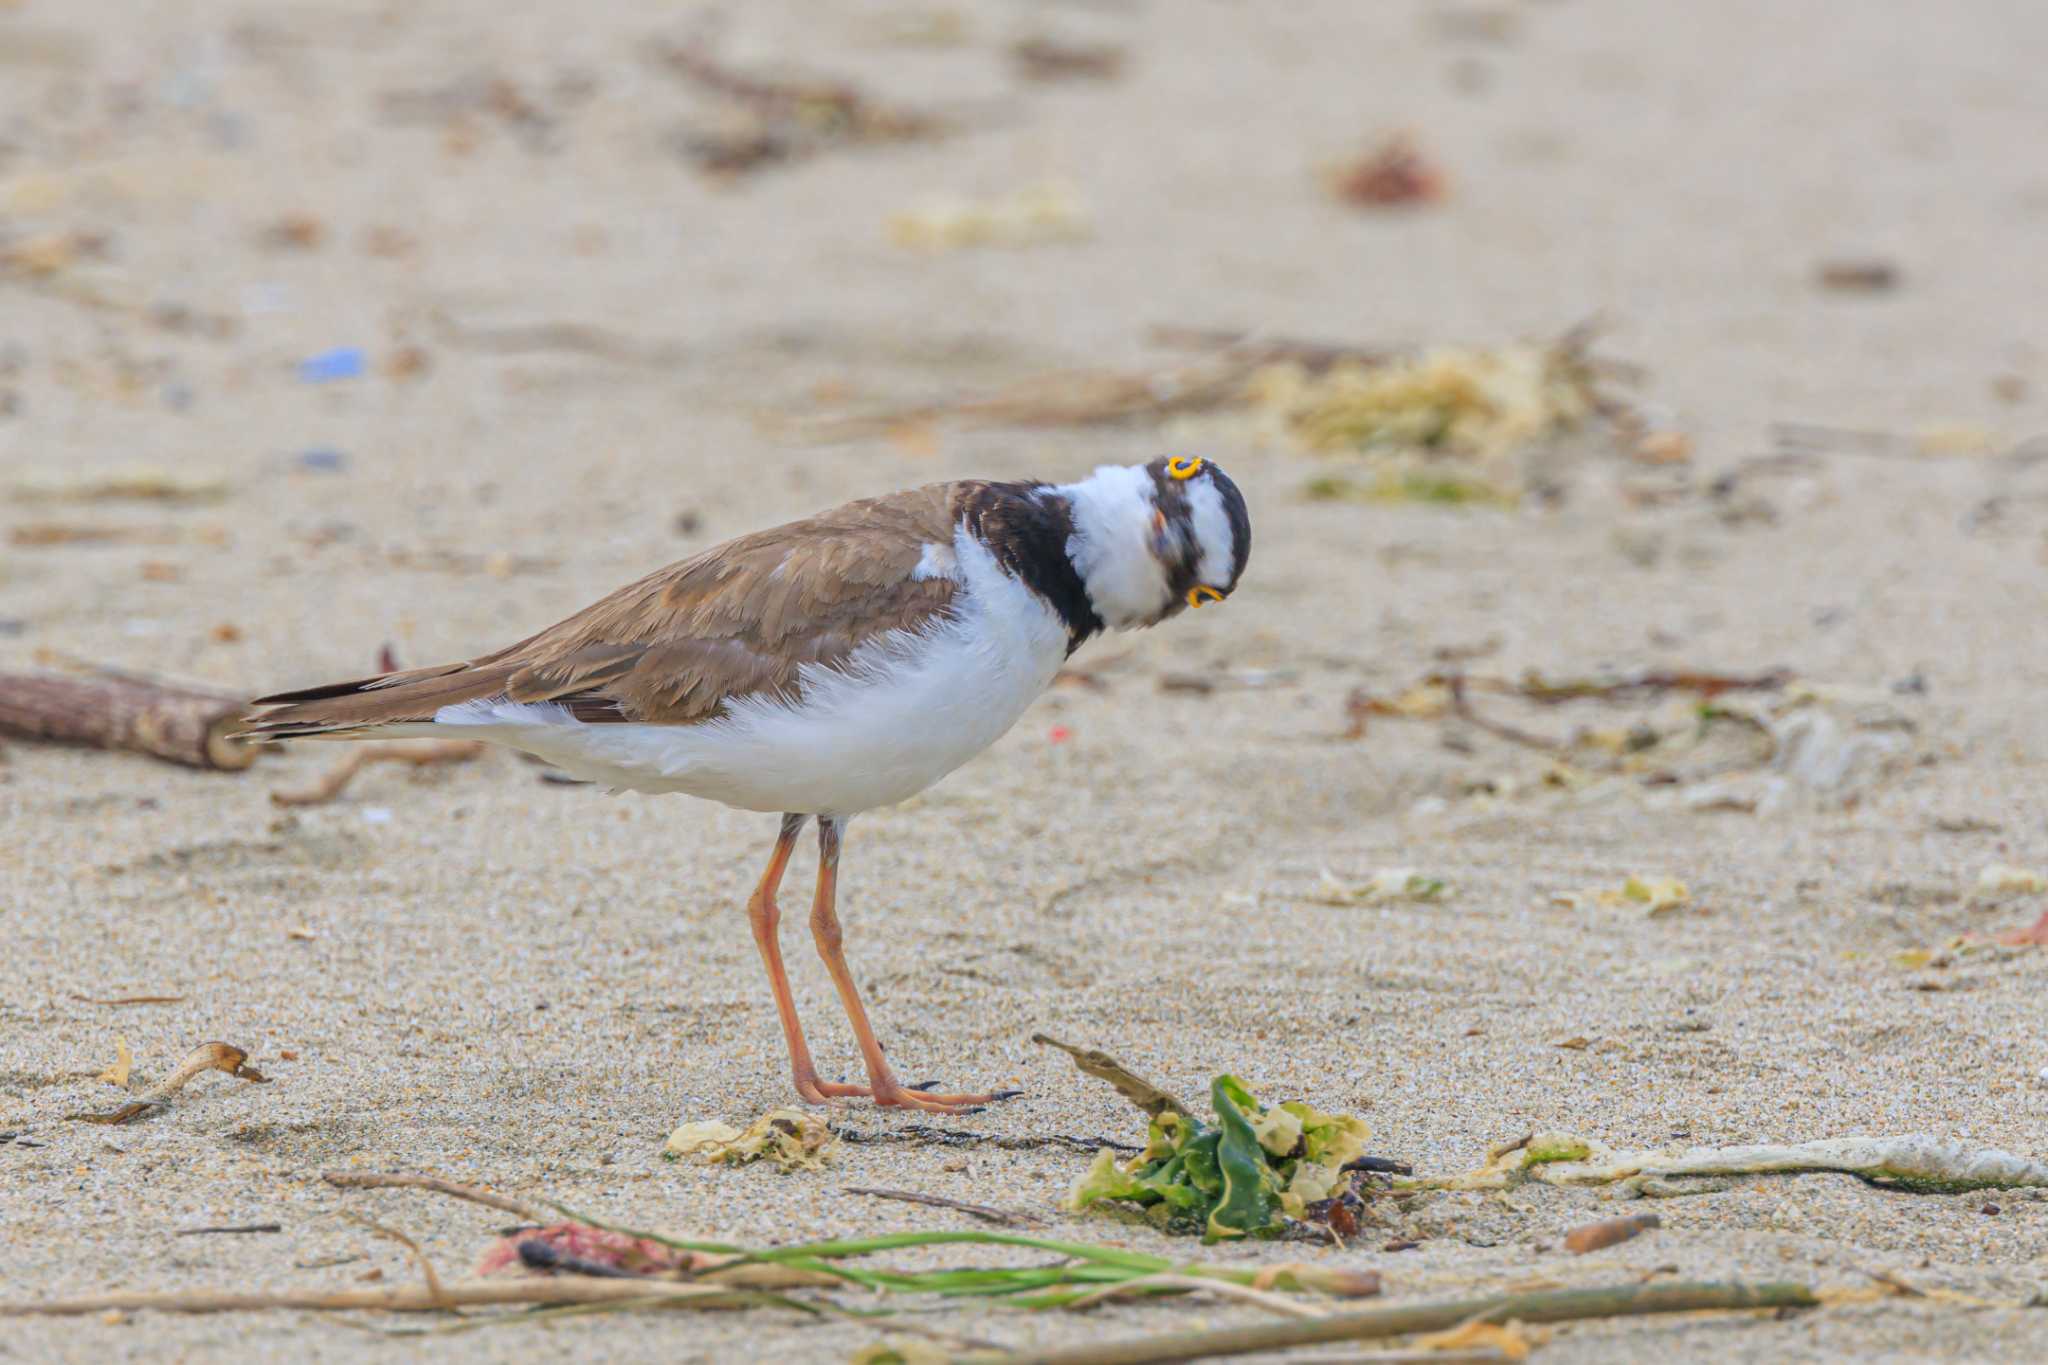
[1056, 456, 1251, 630]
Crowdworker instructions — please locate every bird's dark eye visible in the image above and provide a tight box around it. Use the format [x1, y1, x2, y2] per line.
[1167, 456, 1205, 480]
[1186, 585, 1224, 608]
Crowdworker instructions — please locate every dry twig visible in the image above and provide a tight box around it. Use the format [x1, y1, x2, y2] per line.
[321, 1172, 553, 1224]
[270, 741, 485, 807]
[0, 1279, 765, 1318]
[842, 1186, 1036, 1227]
[343, 1213, 452, 1310]
[1064, 1272, 1330, 1319]
[1002, 1281, 1817, 1365]
[68, 1042, 267, 1125]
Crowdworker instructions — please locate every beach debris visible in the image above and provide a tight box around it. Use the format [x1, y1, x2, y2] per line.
[0, 664, 257, 771]
[69, 993, 185, 1006]
[843, 1186, 1037, 1227]
[258, 213, 325, 251]
[1253, 337, 1600, 505]
[322, 1171, 552, 1223]
[1010, 36, 1127, 83]
[1324, 131, 1448, 208]
[377, 69, 570, 153]
[1614, 875, 1689, 916]
[1066, 1075, 1371, 1241]
[1434, 1133, 2048, 1196]
[802, 354, 1256, 440]
[835, 1125, 1138, 1155]
[654, 37, 951, 178]
[7, 1180, 1385, 1320]
[663, 1108, 835, 1170]
[11, 465, 227, 503]
[267, 739, 486, 807]
[297, 346, 366, 383]
[1815, 259, 1899, 293]
[1995, 911, 2048, 948]
[1774, 419, 2020, 462]
[888, 182, 1091, 251]
[1032, 1034, 1186, 1119]
[1562, 1212, 1661, 1255]
[0, 1277, 763, 1319]
[800, 324, 1651, 482]
[429, 308, 689, 366]
[1412, 1318, 1539, 1359]
[10, 522, 187, 547]
[1308, 868, 1449, 906]
[980, 1281, 1816, 1364]
[477, 1223, 694, 1278]
[1347, 668, 1917, 813]
[1975, 865, 2046, 898]
[173, 1224, 282, 1237]
[96, 1037, 133, 1088]
[68, 1041, 268, 1125]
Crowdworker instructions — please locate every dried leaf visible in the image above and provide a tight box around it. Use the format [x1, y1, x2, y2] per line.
[888, 182, 1091, 251]
[1412, 1319, 1536, 1360]
[97, 1037, 132, 1088]
[1032, 1034, 1187, 1118]
[663, 1109, 834, 1170]
[1308, 867, 1448, 906]
[1325, 132, 1448, 208]
[1617, 876, 1689, 915]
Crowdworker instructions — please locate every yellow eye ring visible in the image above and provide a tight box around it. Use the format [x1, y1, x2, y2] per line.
[1186, 585, 1224, 609]
[1167, 456, 1204, 481]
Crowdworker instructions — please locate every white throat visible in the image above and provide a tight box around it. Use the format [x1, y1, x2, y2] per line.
[1056, 464, 1168, 630]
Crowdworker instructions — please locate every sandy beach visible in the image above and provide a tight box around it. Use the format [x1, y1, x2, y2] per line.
[4, 1, 2047, 1359]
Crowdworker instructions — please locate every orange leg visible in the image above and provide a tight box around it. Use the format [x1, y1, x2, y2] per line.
[747, 813, 840, 1105]
[804, 817, 1020, 1114]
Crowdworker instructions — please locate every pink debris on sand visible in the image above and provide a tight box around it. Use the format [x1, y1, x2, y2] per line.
[476, 1222, 696, 1277]
[1997, 909, 2048, 948]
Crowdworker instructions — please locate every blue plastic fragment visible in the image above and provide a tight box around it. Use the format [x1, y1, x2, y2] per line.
[296, 448, 348, 472]
[298, 346, 366, 382]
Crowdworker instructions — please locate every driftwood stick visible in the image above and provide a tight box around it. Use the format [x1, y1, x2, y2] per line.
[0, 1278, 764, 1318]
[1004, 1281, 1818, 1365]
[0, 669, 256, 770]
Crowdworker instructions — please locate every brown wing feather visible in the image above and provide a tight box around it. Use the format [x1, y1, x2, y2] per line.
[241, 483, 966, 738]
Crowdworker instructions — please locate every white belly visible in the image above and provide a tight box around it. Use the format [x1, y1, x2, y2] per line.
[426, 531, 1070, 815]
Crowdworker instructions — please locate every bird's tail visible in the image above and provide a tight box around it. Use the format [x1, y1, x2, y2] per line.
[239, 661, 518, 740]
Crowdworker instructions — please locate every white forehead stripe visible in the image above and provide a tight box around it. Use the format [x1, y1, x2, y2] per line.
[1058, 463, 1167, 630]
[1184, 477, 1235, 587]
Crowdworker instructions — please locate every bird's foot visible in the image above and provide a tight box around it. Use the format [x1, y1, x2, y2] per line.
[793, 1074, 1024, 1115]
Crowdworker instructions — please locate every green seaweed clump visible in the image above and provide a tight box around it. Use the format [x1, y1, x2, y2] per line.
[1065, 1076, 1370, 1242]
